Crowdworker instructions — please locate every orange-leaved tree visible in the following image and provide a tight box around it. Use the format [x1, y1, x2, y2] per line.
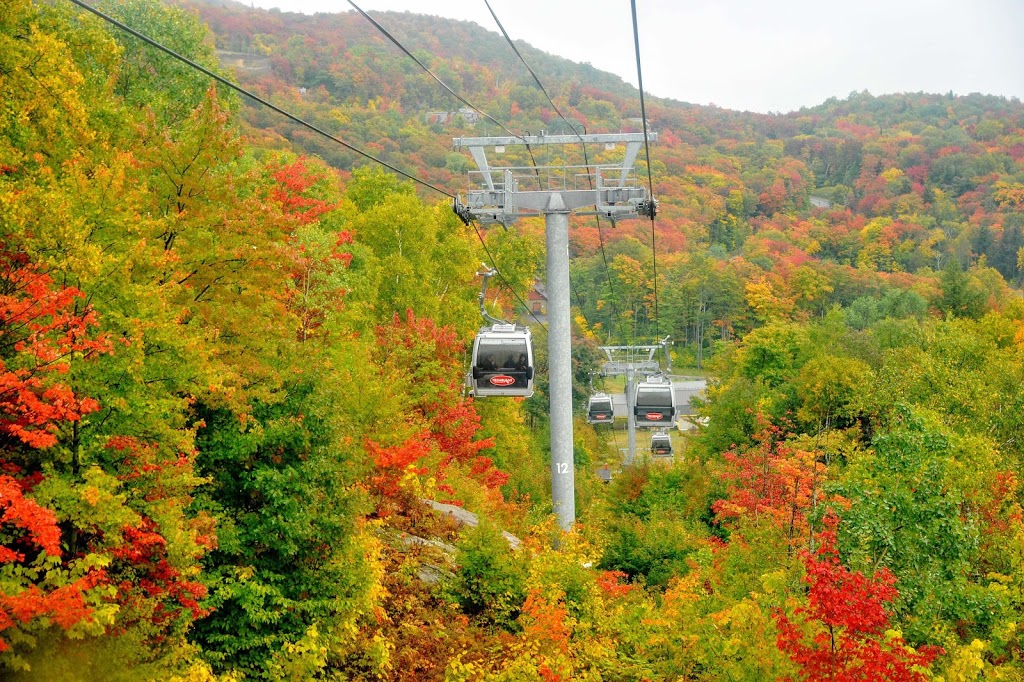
[712, 414, 832, 549]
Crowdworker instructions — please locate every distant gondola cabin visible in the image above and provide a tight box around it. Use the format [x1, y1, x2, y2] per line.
[650, 432, 673, 456]
[586, 393, 614, 424]
[634, 376, 676, 427]
[469, 324, 534, 398]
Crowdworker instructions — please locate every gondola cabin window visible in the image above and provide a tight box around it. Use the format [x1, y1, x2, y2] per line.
[636, 386, 673, 406]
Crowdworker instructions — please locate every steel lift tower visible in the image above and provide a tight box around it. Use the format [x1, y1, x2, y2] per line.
[453, 131, 655, 532]
[599, 339, 671, 465]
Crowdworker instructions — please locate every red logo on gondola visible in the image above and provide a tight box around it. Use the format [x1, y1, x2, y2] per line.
[489, 375, 516, 387]
[645, 412, 664, 421]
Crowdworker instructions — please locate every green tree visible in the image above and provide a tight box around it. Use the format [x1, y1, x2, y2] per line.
[936, 258, 985, 318]
[834, 410, 996, 646]
[344, 168, 480, 333]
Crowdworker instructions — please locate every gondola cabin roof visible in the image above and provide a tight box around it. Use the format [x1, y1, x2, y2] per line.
[479, 322, 526, 336]
[635, 376, 675, 403]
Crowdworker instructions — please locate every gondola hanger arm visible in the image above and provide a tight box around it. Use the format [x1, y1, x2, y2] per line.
[475, 264, 507, 325]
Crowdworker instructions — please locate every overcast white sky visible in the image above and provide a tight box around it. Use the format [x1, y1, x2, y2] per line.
[246, 0, 1024, 114]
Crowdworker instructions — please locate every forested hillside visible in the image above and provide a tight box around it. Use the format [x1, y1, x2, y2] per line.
[3, 0, 1024, 679]
[188, 1, 1024, 360]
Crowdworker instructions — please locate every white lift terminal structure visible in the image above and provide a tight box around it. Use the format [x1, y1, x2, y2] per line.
[454, 131, 656, 532]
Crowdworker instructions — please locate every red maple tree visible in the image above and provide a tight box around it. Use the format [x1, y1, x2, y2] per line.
[0, 249, 111, 448]
[105, 437, 214, 636]
[773, 515, 942, 681]
[0, 470, 106, 652]
[270, 157, 341, 226]
[0, 247, 114, 649]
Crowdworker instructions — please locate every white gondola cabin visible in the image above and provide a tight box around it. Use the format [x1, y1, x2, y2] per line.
[468, 324, 534, 398]
[586, 393, 614, 424]
[650, 432, 673, 457]
[633, 375, 676, 427]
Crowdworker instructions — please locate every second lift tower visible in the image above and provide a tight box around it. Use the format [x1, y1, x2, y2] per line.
[453, 130, 656, 532]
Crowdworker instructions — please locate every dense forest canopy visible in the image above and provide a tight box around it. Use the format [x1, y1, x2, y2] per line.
[1, 0, 1024, 679]
[184, 1, 1024, 350]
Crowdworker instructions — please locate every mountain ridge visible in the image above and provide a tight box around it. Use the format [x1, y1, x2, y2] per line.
[187, 0, 1023, 117]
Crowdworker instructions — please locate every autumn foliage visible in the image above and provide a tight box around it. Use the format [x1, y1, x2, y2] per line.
[270, 158, 342, 225]
[0, 250, 109, 448]
[366, 310, 501, 506]
[0, 248, 114, 651]
[774, 516, 942, 681]
[712, 414, 834, 547]
[105, 437, 213, 634]
[6, 0, 1024, 677]
[0, 472, 106, 652]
